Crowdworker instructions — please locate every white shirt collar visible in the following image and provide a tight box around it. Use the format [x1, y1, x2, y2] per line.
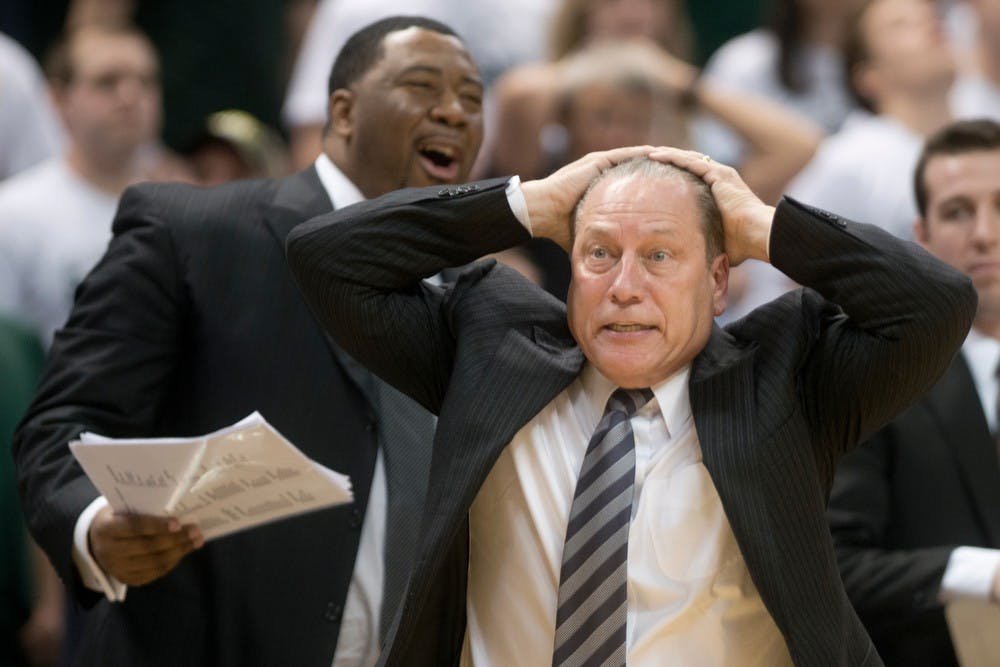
[314, 152, 365, 208]
[963, 326, 1000, 431]
[963, 326, 1000, 377]
[579, 362, 693, 438]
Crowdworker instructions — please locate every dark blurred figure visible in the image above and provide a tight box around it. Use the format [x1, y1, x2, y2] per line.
[1, 316, 55, 667]
[182, 109, 288, 186]
[829, 118, 1000, 667]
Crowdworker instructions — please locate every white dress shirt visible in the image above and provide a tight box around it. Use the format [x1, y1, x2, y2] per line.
[460, 362, 792, 666]
[71, 154, 387, 667]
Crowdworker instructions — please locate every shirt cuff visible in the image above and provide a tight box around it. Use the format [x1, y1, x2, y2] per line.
[505, 176, 532, 235]
[939, 546, 1000, 602]
[72, 496, 128, 602]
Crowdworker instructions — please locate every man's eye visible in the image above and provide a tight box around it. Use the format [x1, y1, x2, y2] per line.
[941, 205, 972, 222]
[590, 247, 608, 259]
[650, 250, 668, 262]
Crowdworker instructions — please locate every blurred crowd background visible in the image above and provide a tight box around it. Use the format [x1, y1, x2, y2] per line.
[2, 0, 998, 665]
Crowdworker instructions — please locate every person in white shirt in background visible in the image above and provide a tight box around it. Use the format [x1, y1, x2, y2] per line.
[0, 23, 161, 346]
[829, 117, 1000, 667]
[695, 0, 863, 168]
[788, 0, 956, 241]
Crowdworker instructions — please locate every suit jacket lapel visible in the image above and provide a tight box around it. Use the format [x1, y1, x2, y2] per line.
[439, 325, 584, 508]
[926, 356, 1000, 545]
[688, 326, 783, 607]
[264, 166, 333, 248]
[263, 167, 382, 408]
[377, 380, 436, 638]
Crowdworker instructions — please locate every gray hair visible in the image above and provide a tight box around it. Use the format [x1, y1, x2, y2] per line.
[573, 157, 724, 261]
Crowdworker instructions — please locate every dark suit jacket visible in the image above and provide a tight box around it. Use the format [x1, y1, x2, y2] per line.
[828, 354, 1000, 666]
[286, 177, 976, 667]
[12, 168, 434, 667]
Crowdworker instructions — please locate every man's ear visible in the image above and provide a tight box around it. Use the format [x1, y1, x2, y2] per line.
[327, 89, 355, 140]
[710, 253, 730, 317]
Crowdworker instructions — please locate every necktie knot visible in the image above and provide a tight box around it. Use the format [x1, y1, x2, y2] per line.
[606, 387, 654, 418]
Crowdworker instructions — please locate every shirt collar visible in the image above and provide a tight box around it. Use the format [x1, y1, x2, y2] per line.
[314, 153, 365, 208]
[963, 326, 1000, 391]
[579, 362, 693, 438]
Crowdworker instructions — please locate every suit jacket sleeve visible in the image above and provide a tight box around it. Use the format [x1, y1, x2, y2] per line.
[827, 431, 954, 619]
[287, 178, 528, 412]
[13, 183, 184, 599]
[765, 197, 976, 459]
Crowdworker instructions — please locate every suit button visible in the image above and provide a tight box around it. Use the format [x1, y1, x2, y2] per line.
[348, 508, 363, 529]
[365, 421, 376, 432]
[324, 602, 343, 623]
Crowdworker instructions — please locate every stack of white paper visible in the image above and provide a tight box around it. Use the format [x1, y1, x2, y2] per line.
[69, 412, 353, 541]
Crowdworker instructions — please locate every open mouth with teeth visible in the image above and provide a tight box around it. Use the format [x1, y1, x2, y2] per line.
[605, 323, 656, 333]
[418, 145, 461, 181]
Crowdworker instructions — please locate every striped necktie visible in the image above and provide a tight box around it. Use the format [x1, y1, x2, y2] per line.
[553, 387, 654, 667]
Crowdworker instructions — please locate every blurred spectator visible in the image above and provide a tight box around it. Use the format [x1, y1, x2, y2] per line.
[182, 109, 289, 186]
[487, 0, 693, 181]
[696, 0, 863, 167]
[6, 0, 308, 157]
[0, 23, 162, 345]
[828, 118, 1000, 667]
[283, 0, 558, 169]
[951, 0, 1000, 118]
[0, 316, 61, 667]
[788, 0, 955, 240]
[0, 31, 65, 181]
[553, 41, 820, 203]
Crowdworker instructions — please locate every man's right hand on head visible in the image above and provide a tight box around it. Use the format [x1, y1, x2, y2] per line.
[89, 506, 204, 587]
[520, 145, 655, 251]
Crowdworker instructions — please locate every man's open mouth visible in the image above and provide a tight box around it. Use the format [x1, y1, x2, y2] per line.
[418, 143, 461, 181]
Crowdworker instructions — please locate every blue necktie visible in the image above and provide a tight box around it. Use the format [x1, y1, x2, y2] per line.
[553, 387, 654, 667]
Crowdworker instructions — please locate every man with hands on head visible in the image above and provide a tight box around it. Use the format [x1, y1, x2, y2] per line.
[14, 15, 484, 667]
[288, 145, 975, 666]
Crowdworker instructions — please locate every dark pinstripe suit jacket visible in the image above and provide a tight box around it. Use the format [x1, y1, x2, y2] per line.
[287, 177, 976, 667]
[829, 354, 1000, 666]
[13, 168, 434, 667]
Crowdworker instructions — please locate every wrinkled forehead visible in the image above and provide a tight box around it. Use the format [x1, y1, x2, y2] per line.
[577, 171, 698, 221]
[574, 173, 704, 240]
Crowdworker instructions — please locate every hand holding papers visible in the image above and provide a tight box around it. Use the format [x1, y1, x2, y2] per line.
[70, 412, 353, 541]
